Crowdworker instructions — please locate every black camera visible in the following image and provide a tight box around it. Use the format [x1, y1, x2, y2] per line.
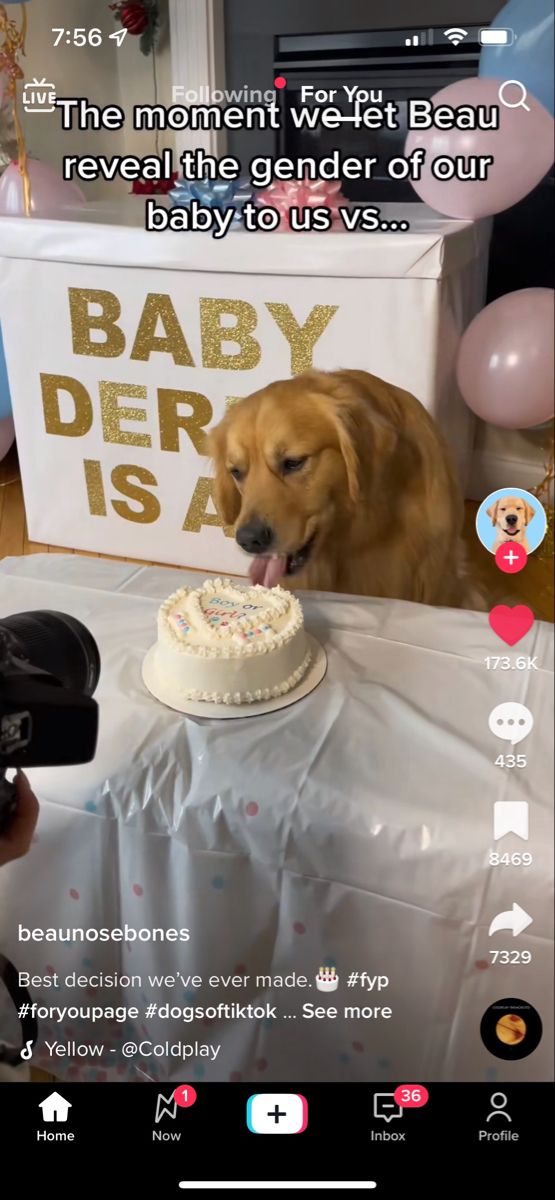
[0, 610, 100, 833]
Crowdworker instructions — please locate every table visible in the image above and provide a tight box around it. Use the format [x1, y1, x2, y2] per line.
[0, 554, 552, 1084]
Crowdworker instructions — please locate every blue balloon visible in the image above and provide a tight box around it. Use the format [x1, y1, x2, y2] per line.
[0, 325, 12, 421]
[480, 0, 554, 115]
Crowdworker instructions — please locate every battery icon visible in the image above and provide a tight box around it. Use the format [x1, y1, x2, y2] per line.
[479, 28, 514, 45]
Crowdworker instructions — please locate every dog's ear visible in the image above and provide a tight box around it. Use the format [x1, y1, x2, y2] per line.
[314, 370, 399, 505]
[207, 421, 241, 527]
[329, 404, 361, 503]
[487, 501, 499, 525]
[525, 502, 536, 525]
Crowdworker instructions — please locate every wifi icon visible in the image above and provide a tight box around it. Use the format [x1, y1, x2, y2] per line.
[444, 27, 469, 45]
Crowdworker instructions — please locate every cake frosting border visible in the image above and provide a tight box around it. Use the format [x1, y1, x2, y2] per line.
[158, 577, 304, 660]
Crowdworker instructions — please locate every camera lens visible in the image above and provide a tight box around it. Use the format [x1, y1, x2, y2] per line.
[0, 611, 100, 696]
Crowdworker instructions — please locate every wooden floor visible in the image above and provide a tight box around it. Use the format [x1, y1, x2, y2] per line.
[1, 444, 553, 621]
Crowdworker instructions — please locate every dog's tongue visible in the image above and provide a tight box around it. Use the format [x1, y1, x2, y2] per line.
[249, 555, 287, 588]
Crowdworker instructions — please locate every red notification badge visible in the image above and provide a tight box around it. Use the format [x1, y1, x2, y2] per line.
[393, 1085, 429, 1108]
[173, 1084, 197, 1108]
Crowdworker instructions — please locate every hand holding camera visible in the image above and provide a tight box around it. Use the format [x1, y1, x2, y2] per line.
[0, 610, 100, 834]
[0, 609, 100, 1067]
[0, 771, 38, 867]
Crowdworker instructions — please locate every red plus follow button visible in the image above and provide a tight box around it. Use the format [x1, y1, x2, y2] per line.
[393, 1085, 429, 1108]
[495, 542, 528, 574]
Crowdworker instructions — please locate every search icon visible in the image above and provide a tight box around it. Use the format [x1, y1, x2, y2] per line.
[498, 80, 531, 111]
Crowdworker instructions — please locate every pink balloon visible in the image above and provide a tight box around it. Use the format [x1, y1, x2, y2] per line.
[0, 415, 15, 461]
[0, 158, 85, 215]
[405, 77, 554, 218]
[457, 288, 554, 429]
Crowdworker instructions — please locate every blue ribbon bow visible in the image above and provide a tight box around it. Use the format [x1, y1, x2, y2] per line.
[169, 177, 254, 225]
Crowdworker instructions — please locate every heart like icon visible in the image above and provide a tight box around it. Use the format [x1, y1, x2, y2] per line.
[489, 604, 534, 646]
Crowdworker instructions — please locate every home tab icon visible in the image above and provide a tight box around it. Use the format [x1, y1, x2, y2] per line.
[39, 1092, 72, 1123]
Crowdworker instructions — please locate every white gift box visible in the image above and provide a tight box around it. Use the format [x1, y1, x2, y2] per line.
[0, 200, 489, 571]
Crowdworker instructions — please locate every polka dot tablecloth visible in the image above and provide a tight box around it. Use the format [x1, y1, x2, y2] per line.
[0, 557, 552, 1084]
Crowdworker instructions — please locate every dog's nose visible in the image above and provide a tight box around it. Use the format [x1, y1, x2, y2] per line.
[236, 520, 274, 554]
[506, 514, 518, 526]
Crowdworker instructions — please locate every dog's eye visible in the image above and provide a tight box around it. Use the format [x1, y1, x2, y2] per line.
[281, 456, 308, 475]
[229, 467, 244, 482]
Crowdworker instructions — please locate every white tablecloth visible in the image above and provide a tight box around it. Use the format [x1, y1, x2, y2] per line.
[0, 555, 552, 1085]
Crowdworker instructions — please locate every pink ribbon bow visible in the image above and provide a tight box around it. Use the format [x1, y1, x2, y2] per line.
[256, 175, 346, 230]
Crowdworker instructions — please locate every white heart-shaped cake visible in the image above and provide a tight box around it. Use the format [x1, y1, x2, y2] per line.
[155, 578, 311, 705]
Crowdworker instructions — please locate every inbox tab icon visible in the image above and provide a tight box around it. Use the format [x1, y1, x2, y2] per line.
[373, 1093, 403, 1123]
[494, 801, 529, 842]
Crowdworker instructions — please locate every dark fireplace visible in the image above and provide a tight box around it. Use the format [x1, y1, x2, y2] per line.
[273, 24, 554, 298]
[274, 25, 482, 203]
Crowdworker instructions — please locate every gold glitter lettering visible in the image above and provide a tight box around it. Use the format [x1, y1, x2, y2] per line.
[265, 303, 338, 374]
[130, 293, 194, 366]
[200, 298, 261, 371]
[182, 476, 234, 537]
[41, 373, 93, 437]
[83, 459, 107, 517]
[100, 382, 151, 447]
[158, 390, 212, 453]
[68, 288, 125, 358]
[111, 464, 160, 524]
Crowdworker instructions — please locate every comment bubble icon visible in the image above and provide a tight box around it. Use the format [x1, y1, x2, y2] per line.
[488, 702, 533, 746]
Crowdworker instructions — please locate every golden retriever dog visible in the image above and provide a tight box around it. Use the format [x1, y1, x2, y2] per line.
[488, 496, 535, 554]
[208, 369, 476, 607]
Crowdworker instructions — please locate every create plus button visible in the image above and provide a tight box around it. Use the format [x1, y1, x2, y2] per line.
[246, 1093, 308, 1134]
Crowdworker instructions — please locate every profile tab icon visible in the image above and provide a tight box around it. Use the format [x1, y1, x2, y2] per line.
[486, 1092, 512, 1123]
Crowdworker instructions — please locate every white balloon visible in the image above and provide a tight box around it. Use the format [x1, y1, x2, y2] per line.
[0, 158, 85, 216]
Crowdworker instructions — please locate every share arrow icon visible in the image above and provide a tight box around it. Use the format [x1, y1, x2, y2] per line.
[488, 903, 533, 937]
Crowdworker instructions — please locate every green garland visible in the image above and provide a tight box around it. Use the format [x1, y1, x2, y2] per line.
[138, 1, 159, 57]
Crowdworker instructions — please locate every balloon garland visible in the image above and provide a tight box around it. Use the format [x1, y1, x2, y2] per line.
[0, 2, 30, 214]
